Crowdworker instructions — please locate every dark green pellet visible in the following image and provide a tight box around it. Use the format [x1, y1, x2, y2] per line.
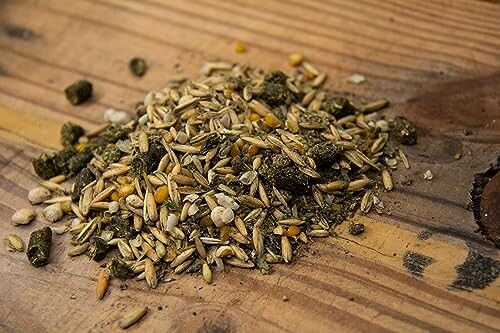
[32, 153, 58, 180]
[88, 237, 110, 261]
[110, 215, 135, 239]
[259, 154, 310, 193]
[108, 258, 135, 280]
[54, 145, 77, 175]
[129, 57, 147, 77]
[260, 83, 289, 107]
[390, 116, 417, 145]
[307, 142, 340, 167]
[348, 223, 365, 235]
[27, 227, 52, 268]
[97, 125, 128, 143]
[60, 122, 84, 146]
[101, 145, 122, 165]
[68, 148, 94, 174]
[323, 97, 356, 118]
[64, 80, 93, 105]
[264, 71, 288, 85]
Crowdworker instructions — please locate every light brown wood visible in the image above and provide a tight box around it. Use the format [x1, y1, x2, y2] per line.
[1, 0, 499, 332]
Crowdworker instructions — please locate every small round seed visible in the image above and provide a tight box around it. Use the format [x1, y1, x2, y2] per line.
[11, 208, 36, 226]
[43, 203, 63, 223]
[28, 187, 51, 204]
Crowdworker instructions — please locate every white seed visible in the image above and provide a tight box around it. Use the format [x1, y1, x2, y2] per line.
[126, 194, 143, 207]
[166, 213, 178, 232]
[104, 108, 131, 124]
[424, 170, 434, 180]
[187, 203, 199, 216]
[347, 73, 365, 84]
[210, 206, 226, 227]
[108, 201, 120, 213]
[43, 203, 63, 222]
[11, 208, 36, 225]
[28, 187, 51, 204]
[221, 208, 234, 224]
[116, 139, 132, 153]
[214, 193, 239, 210]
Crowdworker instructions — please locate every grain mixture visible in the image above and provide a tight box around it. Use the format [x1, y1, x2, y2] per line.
[15, 60, 417, 292]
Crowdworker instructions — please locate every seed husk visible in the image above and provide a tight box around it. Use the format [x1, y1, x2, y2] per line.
[144, 258, 157, 289]
[68, 243, 90, 257]
[96, 269, 110, 300]
[252, 226, 264, 255]
[361, 99, 388, 113]
[119, 306, 148, 329]
[6, 234, 24, 252]
[281, 236, 292, 263]
[360, 191, 373, 214]
[202, 262, 212, 284]
[347, 179, 370, 191]
[171, 248, 196, 267]
[399, 149, 410, 169]
[382, 170, 393, 191]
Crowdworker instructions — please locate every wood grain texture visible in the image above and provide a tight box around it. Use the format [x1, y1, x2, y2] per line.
[0, 0, 499, 332]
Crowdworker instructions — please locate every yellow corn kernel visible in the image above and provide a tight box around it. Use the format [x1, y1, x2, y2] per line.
[249, 112, 261, 122]
[288, 53, 303, 66]
[304, 69, 316, 80]
[61, 200, 72, 214]
[247, 144, 260, 156]
[287, 225, 301, 237]
[111, 191, 120, 202]
[116, 176, 130, 185]
[264, 113, 282, 128]
[223, 89, 233, 99]
[75, 143, 86, 152]
[118, 184, 135, 197]
[234, 43, 247, 53]
[154, 185, 169, 203]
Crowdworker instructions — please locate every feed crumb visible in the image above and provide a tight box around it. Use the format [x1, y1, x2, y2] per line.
[234, 43, 247, 53]
[347, 73, 365, 84]
[423, 170, 434, 180]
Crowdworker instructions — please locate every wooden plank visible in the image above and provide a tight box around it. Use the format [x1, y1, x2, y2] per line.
[0, 0, 499, 332]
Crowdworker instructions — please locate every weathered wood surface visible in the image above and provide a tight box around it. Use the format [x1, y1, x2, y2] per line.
[0, 0, 499, 332]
